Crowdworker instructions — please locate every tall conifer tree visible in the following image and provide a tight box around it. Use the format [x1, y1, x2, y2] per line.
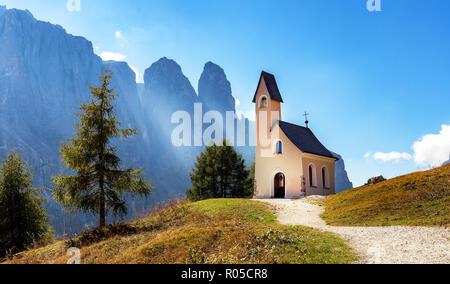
[52, 69, 152, 228]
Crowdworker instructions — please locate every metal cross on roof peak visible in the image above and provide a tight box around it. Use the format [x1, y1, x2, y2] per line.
[303, 112, 310, 128]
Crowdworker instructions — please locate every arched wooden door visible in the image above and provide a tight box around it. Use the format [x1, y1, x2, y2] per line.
[274, 173, 286, 198]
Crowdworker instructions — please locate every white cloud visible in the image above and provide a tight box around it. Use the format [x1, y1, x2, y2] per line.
[372, 152, 412, 162]
[99, 51, 126, 62]
[235, 99, 241, 108]
[115, 30, 124, 39]
[129, 65, 143, 84]
[413, 124, 450, 167]
[66, 0, 81, 12]
[114, 30, 127, 47]
[364, 124, 450, 167]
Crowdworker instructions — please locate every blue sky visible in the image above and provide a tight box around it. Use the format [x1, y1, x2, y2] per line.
[2, 0, 450, 186]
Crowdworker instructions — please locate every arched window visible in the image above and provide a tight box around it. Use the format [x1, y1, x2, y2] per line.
[322, 168, 326, 188]
[308, 164, 317, 187]
[259, 95, 268, 108]
[322, 167, 330, 189]
[276, 141, 283, 154]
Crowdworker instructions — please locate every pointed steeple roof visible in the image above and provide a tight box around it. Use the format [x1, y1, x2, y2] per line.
[252, 71, 284, 103]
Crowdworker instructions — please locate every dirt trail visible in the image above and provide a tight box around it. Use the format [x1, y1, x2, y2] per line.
[262, 198, 450, 264]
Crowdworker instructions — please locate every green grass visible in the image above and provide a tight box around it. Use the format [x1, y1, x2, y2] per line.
[187, 199, 278, 225]
[6, 199, 356, 264]
[322, 165, 450, 227]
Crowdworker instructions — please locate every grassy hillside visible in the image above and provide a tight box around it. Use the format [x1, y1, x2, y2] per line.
[322, 165, 450, 227]
[6, 199, 355, 264]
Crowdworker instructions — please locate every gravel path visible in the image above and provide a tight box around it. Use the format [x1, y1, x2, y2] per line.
[261, 198, 450, 264]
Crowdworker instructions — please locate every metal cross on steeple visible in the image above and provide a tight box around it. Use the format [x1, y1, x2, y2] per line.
[303, 112, 310, 128]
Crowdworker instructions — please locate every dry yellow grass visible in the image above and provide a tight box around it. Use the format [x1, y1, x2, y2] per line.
[323, 165, 450, 227]
[5, 199, 356, 264]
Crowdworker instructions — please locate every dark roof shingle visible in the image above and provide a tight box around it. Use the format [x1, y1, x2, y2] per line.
[253, 71, 284, 103]
[277, 121, 337, 160]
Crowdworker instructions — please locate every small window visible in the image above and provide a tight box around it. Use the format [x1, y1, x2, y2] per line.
[322, 168, 326, 188]
[308, 164, 317, 187]
[276, 141, 283, 154]
[322, 167, 330, 189]
[259, 96, 268, 108]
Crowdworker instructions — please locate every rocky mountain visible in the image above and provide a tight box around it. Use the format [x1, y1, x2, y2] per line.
[0, 7, 153, 234]
[198, 62, 254, 162]
[105, 61, 143, 127]
[143, 57, 199, 112]
[0, 6, 104, 190]
[199, 62, 235, 113]
[142, 57, 198, 148]
[0, 6, 353, 234]
[0, 7, 104, 234]
[332, 152, 354, 193]
[141, 57, 201, 201]
[104, 61, 149, 163]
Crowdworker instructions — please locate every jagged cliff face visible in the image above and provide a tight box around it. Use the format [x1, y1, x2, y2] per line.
[105, 61, 142, 127]
[141, 58, 201, 200]
[0, 7, 147, 234]
[143, 58, 198, 106]
[332, 152, 354, 193]
[103, 61, 150, 175]
[0, 6, 353, 234]
[0, 7, 103, 192]
[142, 57, 198, 147]
[197, 62, 254, 162]
[0, 8, 102, 112]
[199, 62, 235, 113]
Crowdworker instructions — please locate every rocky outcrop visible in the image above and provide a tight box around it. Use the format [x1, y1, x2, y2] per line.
[331, 152, 354, 193]
[198, 62, 235, 113]
[366, 176, 387, 185]
[143, 57, 198, 112]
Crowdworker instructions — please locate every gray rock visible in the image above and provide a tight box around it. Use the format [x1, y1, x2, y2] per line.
[331, 152, 354, 193]
[199, 61, 235, 113]
[0, 7, 107, 235]
[366, 176, 386, 185]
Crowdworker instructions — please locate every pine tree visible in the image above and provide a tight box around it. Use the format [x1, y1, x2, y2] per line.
[216, 144, 234, 198]
[0, 151, 50, 258]
[186, 141, 252, 201]
[52, 69, 152, 228]
[187, 145, 218, 200]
